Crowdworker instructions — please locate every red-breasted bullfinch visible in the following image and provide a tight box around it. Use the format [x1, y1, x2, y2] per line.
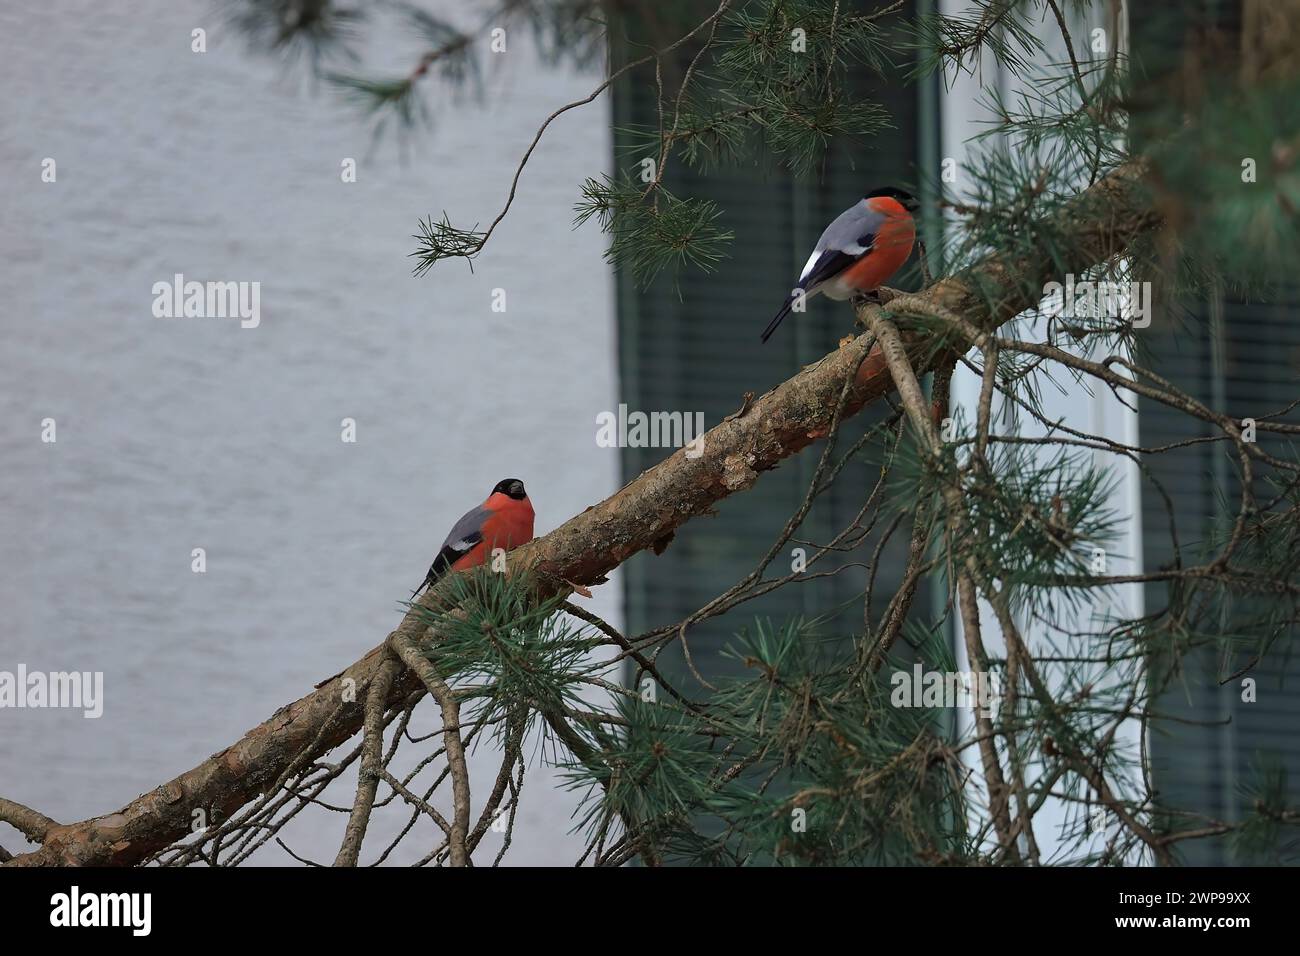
[411, 478, 535, 597]
[760, 186, 920, 343]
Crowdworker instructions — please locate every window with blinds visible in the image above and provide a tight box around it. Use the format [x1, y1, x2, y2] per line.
[611, 2, 927, 691]
[1140, 292, 1300, 865]
[1132, 0, 1300, 866]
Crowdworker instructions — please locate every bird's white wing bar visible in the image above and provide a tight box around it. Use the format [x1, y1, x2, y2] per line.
[439, 504, 490, 553]
[797, 241, 872, 282]
[798, 251, 822, 281]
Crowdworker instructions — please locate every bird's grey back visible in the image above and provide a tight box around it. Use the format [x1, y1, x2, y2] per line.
[441, 503, 491, 550]
[814, 201, 885, 254]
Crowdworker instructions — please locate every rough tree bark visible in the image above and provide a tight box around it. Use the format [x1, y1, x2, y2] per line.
[2, 163, 1158, 867]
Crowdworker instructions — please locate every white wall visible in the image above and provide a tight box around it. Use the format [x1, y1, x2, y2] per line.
[0, 1, 622, 865]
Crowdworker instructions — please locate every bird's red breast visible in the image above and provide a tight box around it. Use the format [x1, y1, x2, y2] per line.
[840, 196, 915, 292]
[450, 491, 535, 571]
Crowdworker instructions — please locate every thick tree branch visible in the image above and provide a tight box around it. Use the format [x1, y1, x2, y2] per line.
[0, 798, 59, 845]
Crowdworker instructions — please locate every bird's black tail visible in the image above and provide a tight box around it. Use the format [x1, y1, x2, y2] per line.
[412, 551, 454, 600]
[411, 570, 434, 601]
[760, 294, 796, 343]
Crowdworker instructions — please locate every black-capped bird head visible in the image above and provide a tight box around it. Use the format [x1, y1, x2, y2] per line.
[865, 186, 921, 213]
[492, 478, 528, 500]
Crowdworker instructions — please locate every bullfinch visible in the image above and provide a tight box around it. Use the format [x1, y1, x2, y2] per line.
[411, 478, 535, 598]
[760, 186, 920, 343]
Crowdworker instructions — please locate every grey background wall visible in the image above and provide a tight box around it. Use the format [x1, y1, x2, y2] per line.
[0, 1, 622, 864]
